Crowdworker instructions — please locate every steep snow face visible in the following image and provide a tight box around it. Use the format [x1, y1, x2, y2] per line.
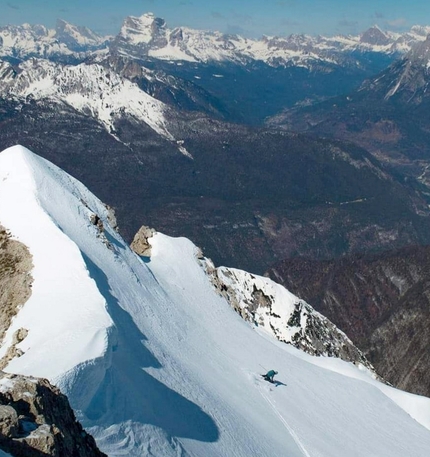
[0, 146, 430, 457]
[0, 59, 175, 141]
[0, 146, 115, 403]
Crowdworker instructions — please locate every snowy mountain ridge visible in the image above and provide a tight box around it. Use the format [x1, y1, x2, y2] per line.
[0, 145, 430, 456]
[2, 13, 430, 67]
[0, 58, 187, 150]
[202, 261, 374, 371]
[0, 19, 108, 61]
[111, 15, 430, 67]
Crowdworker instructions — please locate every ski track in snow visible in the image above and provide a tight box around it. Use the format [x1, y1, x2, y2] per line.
[259, 389, 311, 457]
[249, 371, 311, 457]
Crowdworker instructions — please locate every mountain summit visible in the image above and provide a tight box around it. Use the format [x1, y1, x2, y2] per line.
[360, 25, 390, 46]
[0, 145, 429, 456]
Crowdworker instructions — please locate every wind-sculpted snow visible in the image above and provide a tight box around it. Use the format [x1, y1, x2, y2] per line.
[0, 145, 429, 456]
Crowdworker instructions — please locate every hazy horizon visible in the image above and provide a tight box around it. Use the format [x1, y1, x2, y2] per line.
[0, 0, 429, 38]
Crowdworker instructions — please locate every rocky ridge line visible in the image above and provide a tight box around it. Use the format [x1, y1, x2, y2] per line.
[130, 225, 377, 375]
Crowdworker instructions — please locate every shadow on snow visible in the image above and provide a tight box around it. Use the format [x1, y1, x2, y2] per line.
[80, 254, 219, 443]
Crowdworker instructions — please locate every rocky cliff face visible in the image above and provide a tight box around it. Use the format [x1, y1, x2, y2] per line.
[0, 226, 32, 370]
[267, 245, 430, 396]
[133, 226, 377, 374]
[202, 259, 376, 373]
[0, 371, 106, 457]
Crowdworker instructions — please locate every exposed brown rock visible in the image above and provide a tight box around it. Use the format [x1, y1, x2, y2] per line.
[0, 329, 29, 371]
[130, 225, 155, 257]
[0, 405, 18, 439]
[0, 225, 33, 344]
[0, 371, 106, 457]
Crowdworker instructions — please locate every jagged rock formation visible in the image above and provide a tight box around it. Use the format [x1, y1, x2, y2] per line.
[130, 225, 155, 257]
[0, 226, 32, 348]
[267, 245, 430, 396]
[0, 371, 106, 457]
[203, 260, 375, 372]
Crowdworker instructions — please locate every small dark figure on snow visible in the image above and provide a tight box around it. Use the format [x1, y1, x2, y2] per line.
[263, 370, 278, 383]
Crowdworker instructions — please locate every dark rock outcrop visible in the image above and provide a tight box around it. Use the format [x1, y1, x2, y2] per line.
[205, 263, 376, 373]
[0, 371, 106, 457]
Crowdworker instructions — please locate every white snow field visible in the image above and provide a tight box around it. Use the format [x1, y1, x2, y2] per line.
[0, 145, 430, 456]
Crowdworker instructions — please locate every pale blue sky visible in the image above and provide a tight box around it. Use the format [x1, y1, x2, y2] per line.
[1, 0, 429, 37]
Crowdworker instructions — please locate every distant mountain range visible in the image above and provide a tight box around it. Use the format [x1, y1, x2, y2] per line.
[268, 32, 430, 194]
[1, 14, 430, 66]
[3, 13, 421, 124]
[0, 19, 107, 62]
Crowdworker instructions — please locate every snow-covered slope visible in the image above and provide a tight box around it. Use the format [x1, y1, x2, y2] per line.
[0, 145, 430, 457]
[0, 59, 180, 145]
[208, 265, 373, 370]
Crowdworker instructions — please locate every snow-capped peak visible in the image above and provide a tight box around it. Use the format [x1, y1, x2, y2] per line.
[55, 19, 108, 50]
[360, 25, 390, 46]
[0, 58, 179, 144]
[118, 12, 166, 46]
[0, 20, 108, 60]
[1, 146, 430, 456]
